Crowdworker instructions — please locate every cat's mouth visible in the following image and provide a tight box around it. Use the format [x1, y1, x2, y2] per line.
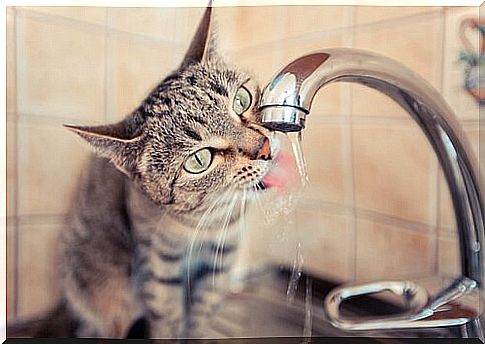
[258, 152, 297, 191]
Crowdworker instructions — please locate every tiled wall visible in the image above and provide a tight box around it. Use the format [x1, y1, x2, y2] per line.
[6, 5, 480, 321]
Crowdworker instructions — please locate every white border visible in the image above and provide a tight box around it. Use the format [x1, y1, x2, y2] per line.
[3, 0, 485, 7]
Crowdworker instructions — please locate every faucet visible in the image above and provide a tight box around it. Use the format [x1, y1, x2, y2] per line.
[258, 48, 484, 338]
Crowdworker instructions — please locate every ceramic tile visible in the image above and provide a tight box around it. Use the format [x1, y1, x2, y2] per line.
[352, 121, 437, 225]
[355, 218, 435, 281]
[16, 13, 105, 121]
[282, 6, 347, 37]
[301, 122, 349, 206]
[107, 7, 177, 40]
[7, 119, 16, 218]
[17, 120, 91, 216]
[7, 8, 16, 114]
[107, 32, 177, 121]
[21, 6, 106, 25]
[438, 232, 460, 277]
[295, 208, 354, 282]
[217, 6, 287, 51]
[354, 6, 440, 25]
[17, 223, 63, 318]
[352, 15, 443, 117]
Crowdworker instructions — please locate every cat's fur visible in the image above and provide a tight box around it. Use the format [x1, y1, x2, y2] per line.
[10, 6, 276, 339]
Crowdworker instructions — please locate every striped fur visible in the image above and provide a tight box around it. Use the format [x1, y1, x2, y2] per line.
[52, 7, 275, 339]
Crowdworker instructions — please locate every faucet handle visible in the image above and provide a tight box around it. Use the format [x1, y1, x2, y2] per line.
[324, 277, 480, 331]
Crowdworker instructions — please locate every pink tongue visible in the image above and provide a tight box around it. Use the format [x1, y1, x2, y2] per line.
[262, 153, 298, 189]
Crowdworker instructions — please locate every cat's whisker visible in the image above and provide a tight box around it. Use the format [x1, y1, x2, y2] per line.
[212, 187, 239, 289]
[186, 190, 229, 300]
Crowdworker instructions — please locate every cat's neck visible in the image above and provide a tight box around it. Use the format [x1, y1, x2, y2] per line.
[126, 182, 241, 243]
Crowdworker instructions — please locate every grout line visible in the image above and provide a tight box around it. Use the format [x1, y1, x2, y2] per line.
[299, 197, 439, 235]
[12, 7, 19, 319]
[15, 214, 68, 226]
[229, 8, 443, 56]
[15, 7, 187, 49]
[13, 112, 105, 126]
[103, 8, 109, 124]
[355, 208, 437, 235]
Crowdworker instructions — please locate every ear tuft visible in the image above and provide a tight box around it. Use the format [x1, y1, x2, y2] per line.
[64, 123, 144, 176]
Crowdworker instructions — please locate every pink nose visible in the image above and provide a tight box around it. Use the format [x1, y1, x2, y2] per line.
[252, 137, 271, 161]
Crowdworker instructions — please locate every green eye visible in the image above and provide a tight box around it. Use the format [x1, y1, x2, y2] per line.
[184, 148, 212, 174]
[233, 86, 252, 115]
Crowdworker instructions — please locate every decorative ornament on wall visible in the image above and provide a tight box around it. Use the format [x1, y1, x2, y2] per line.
[459, 18, 485, 105]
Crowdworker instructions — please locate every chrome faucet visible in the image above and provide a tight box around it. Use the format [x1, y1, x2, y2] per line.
[258, 48, 484, 338]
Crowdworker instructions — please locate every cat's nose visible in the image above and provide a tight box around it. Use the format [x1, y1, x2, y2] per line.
[252, 137, 272, 161]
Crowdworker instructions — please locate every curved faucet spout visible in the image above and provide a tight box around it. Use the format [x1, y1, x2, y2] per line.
[258, 48, 483, 286]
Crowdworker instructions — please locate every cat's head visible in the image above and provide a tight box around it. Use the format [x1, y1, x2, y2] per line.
[67, 7, 279, 226]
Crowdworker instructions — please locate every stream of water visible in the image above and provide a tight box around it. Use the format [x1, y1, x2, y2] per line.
[286, 131, 312, 339]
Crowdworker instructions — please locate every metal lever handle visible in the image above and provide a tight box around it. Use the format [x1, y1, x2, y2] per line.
[324, 278, 479, 331]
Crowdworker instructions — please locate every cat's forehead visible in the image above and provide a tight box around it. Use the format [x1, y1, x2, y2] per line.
[143, 59, 255, 126]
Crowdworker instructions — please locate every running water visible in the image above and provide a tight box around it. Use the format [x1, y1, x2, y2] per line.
[286, 241, 304, 303]
[303, 275, 313, 339]
[286, 131, 313, 339]
[287, 131, 309, 188]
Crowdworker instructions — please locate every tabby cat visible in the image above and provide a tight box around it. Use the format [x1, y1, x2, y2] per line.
[48, 6, 279, 339]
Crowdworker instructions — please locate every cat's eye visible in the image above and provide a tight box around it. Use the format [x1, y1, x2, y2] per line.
[184, 148, 213, 174]
[233, 86, 252, 115]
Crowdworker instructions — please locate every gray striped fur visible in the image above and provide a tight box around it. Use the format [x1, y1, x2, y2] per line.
[59, 7, 274, 339]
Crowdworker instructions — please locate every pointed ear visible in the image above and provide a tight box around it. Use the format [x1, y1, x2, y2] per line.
[64, 120, 144, 176]
[180, 5, 215, 68]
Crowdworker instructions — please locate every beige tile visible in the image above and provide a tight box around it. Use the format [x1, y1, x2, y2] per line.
[21, 6, 106, 25]
[7, 225, 16, 321]
[218, 6, 288, 51]
[107, 32, 177, 121]
[438, 126, 479, 231]
[174, 7, 207, 45]
[17, 13, 105, 121]
[7, 119, 16, 218]
[17, 223, 63, 318]
[438, 232, 460, 277]
[302, 122, 348, 205]
[352, 121, 437, 225]
[296, 208, 354, 282]
[7, 8, 16, 114]
[355, 218, 435, 281]
[228, 48, 280, 87]
[107, 7, 177, 40]
[17, 120, 91, 216]
[350, 84, 409, 118]
[353, 15, 443, 117]
[282, 6, 347, 37]
[442, 7, 480, 121]
[354, 6, 440, 25]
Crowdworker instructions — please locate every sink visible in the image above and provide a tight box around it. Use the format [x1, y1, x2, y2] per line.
[207, 267, 483, 340]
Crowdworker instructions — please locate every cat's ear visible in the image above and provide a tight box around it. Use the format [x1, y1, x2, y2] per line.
[64, 119, 144, 176]
[180, 5, 215, 68]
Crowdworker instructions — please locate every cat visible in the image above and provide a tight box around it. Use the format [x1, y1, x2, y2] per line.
[9, 6, 280, 339]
